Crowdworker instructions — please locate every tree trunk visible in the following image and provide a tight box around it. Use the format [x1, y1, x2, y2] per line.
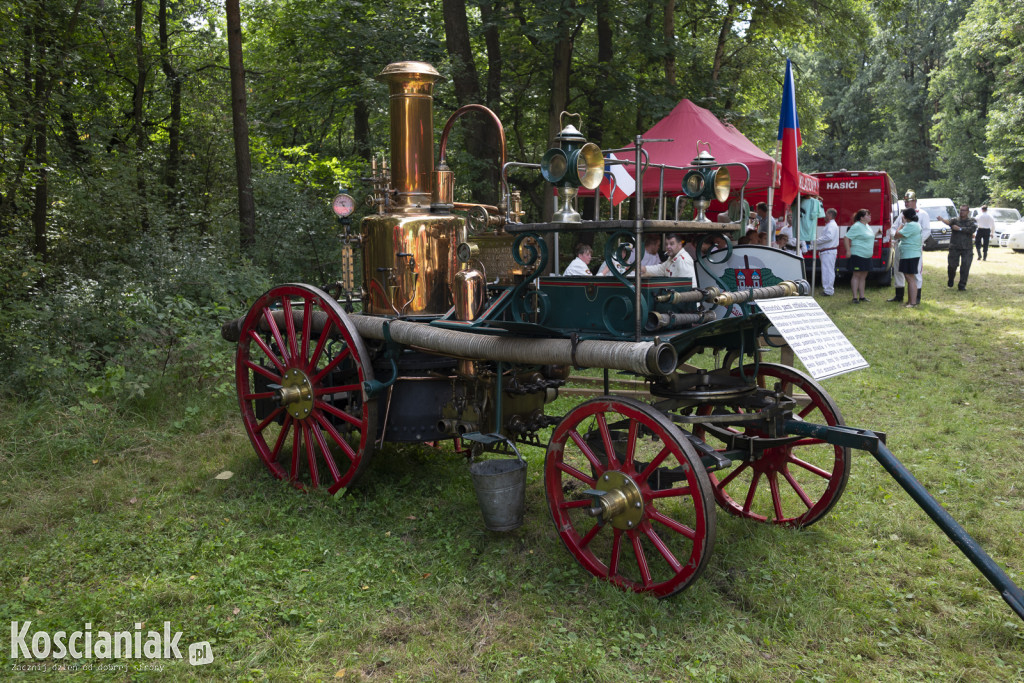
[442, 0, 497, 202]
[353, 100, 371, 161]
[711, 0, 735, 86]
[159, 0, 182, 199]
[587, 0, 613, 147]
[226, 0, 256, 254]
[544, 32, 573, 223]
[133, 0, 150, 231]
[31, 49, 48, 261]
[664, 0, 676, 89]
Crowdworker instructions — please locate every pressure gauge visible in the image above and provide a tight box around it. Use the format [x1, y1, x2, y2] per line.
[332, 193, 356, 218]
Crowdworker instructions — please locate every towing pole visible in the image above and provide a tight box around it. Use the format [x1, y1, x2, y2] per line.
[784, 420, 1024, 622]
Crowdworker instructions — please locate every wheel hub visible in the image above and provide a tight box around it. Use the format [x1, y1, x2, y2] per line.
[278, 368, 314, 420]
[585, 470, 644, 530]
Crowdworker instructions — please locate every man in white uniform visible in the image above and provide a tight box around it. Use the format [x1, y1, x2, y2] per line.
[975, 205, 995, 261]
[641, 233, 695, 280]
[888, 190, 930, 304]
[815, 208, 840, 296]
[562, 243, 594, 276]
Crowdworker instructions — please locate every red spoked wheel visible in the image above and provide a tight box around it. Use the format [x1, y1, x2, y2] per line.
[235, 284, 377, 494]
[545, 397, 716, 598]
[694, 363, 850, 527]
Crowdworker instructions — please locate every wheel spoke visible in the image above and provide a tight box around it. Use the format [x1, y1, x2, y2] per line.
[608, 529, 623, 576]
[637, 445, 672, 482]
[307, 317, 335, 370]
[781, 464, 814, 509]
[623, 418, 638, 470]
[559, 499, 593, 510]
[300, 296, 313, 364]
[248, 330, 286, 374]
[556, 461, 596, 487]
[568, 429, 604, 474]
[648, 486, 693, 499]
[290, 423, 301, 480]
[789, 455, 832, 479]
[283, 299, 298, 361]
[596, 412, 619, 469]
[302, 422, 319, 488]
[644, 526, 683, 573]
[263, 306, 290, 364]
[244, 359, 282, 385]
[315, 384, 360, 396]
[717, 461, 749, 490]
[768, 471, 784, 520]
[255, 406, 285, 434]
[742, 471, 762, 513]
[578, 521, 602, 548]
[647, 508, 696, 540]
[630, 531, 652, 586]
[270, 417, 292, 462]
[789, 437, 828, 447]
[316, 399, 363, 428]
[243, 391, 277, 401]
[310, 346, 352, 385]
[314, 412, 359, 466]
[798, 401, 819, 419]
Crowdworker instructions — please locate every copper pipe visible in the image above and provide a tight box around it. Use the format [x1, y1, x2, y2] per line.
[438, 104, 507, 170]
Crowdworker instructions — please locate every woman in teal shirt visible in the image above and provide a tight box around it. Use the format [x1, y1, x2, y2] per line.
[843, 209, 875, 303]
[894, 207, 922, 308]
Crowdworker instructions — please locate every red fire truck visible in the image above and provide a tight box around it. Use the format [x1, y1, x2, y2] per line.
[807, 170, 897, 286]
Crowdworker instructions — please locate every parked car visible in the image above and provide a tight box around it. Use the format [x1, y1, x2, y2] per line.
[1004, 220, 1024, 251]
[970, 207, 1022, 247]
[916, 198, 956, 250]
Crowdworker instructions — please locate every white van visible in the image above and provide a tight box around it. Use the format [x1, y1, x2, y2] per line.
[916, 198, 957, 250]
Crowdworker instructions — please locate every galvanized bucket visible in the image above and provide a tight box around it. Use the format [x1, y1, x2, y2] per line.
[470, 449, 527, 532]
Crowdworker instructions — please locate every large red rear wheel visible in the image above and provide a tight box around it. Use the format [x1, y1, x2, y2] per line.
[545, 397, 716, 598]
[694, 363, 849, 527]
[235, 284, 377, 494]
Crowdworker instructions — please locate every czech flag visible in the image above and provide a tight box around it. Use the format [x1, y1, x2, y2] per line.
[599, 153, 636, 206]
[777, 59, 802, 207]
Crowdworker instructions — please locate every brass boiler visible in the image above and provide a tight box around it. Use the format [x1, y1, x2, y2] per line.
[361, 61, 466, 316]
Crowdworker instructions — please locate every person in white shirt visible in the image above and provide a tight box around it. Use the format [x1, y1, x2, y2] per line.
[888, 190, 930, 304]
[562, 243, 594, 276]
[813, 208, 840, 296]
[641, 233, 695, 280]
[975, 205, 995, 260]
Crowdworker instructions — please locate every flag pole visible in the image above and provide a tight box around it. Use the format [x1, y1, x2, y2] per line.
[767, 141, 779, 246]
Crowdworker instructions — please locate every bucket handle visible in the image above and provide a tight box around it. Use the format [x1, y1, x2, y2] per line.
[466, 432, 525, 466]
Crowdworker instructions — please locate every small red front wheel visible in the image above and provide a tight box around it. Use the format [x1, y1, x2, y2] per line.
[694, 363, 850, 527]
[545, 397, 716, 598]
[235, 284, 377, 494]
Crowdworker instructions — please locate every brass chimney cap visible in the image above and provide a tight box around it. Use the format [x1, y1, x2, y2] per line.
[378, 61, 441, 82]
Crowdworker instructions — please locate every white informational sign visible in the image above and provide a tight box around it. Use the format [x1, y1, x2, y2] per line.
[754, 296, 869, 380]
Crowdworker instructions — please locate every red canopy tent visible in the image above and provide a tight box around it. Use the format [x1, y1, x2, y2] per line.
[588, 99, 818, 216]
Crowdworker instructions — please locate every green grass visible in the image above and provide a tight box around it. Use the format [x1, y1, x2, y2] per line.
[2, 250, 1023, 681]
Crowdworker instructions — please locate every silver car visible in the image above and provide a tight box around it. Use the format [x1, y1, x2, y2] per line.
[971, 207, 1022, 246]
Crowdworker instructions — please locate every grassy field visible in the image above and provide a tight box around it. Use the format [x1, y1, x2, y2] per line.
[2, 249, 1023, 682]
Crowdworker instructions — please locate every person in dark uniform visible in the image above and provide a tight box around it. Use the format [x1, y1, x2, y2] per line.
[935, 204, 977, 290]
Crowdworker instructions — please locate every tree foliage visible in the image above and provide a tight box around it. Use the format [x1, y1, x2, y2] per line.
[1, 0, 1022, 400]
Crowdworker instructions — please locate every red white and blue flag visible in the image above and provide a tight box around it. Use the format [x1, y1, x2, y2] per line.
[777, 59, 802, 207]
[599, 153, 636, 206]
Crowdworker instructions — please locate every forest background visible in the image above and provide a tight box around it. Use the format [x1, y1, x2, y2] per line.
[1, 0, 1022, 398]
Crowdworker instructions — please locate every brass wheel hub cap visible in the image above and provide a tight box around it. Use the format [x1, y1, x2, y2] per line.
[279, 368, 314, 420]
[587, 471, 644, 530]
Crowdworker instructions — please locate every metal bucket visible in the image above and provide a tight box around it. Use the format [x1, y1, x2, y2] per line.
[470, 449, 527, 532]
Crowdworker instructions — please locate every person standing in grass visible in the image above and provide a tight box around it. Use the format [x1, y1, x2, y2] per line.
[935, 204, 977, 291]
[843, 209, 874, 303]
[893, 208, 922, 308]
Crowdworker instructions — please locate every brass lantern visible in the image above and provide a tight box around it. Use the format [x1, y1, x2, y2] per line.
[681, 148, 731, 222]
[541, 117, 605, 223]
